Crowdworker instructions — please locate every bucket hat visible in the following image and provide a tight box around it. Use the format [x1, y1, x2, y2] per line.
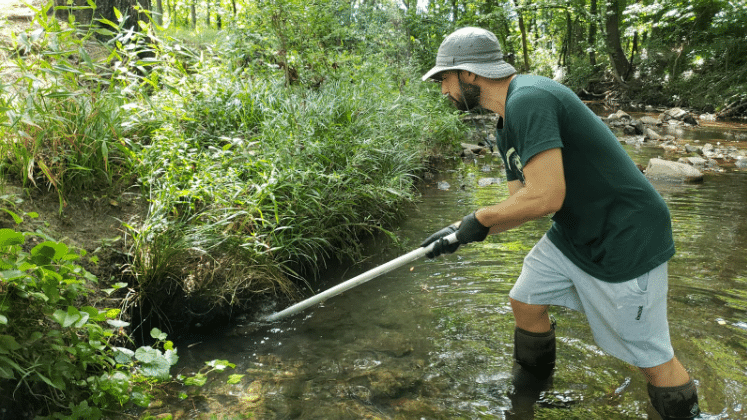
[422, 27, 516, 81]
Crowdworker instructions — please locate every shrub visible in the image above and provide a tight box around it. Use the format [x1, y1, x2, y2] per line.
[0, 208, 178, 418]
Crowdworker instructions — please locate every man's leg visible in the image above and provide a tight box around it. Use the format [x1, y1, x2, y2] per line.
[511, 299, 556, 375]
[511, 299, 553, 333]
[506, 235, 582, 417]
[506, 299, 556, 418]
[641, 357, 700, 420]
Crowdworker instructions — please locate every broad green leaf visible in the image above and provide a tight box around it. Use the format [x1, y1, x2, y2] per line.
[81, 306, 106, 322]
[207, 359, 235, 371]
[0, 210, 23, 225]
[164, 349, 179, 366]
[150, 328, 167, 341]
[113, 347, 135, 365]
[52, 307, 81, 328]
[134, 346, 158, 364]
[0, 270, 25, 281]
[30, 242, 64, 265]
[0, 229, 24, 247]
[184, 372, 207, 387]
[227, 374, 244, 384]
[74, 311, 90, 328]
[0, 356, 19, 379]
[0, 335, 22, 353]
[107, 319, 130, 328]
[36, 371, 64, 390]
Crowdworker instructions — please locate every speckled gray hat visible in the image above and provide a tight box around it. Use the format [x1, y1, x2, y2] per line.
[422, 27, 516, 81]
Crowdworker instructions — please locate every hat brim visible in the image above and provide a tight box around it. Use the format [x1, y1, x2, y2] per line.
[422, 61, 517, 82]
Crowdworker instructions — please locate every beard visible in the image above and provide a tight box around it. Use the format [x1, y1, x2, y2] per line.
[449, 79, 482, 112]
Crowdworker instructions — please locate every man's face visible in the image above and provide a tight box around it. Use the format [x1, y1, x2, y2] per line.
[440, 71, 481, 112]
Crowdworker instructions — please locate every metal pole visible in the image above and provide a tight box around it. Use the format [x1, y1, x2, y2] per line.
[262, 233, 457, 322]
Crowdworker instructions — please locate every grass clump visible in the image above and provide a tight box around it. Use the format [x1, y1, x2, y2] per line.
[124, 46, 465, 325]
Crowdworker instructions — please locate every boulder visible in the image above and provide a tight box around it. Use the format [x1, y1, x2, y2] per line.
[608, 110, 631, 121]
[461, 143, 487, 158]
[677, 156, 707, 170]
[640, 116, 660, 125]
[645, 158, 704, 183]
[684, 144, 702, 154]
[659, 107, 699, 126]
[644, 128, 662, 141]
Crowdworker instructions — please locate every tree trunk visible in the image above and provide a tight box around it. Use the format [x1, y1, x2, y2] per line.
[155, 0, 163, 25]
[190, 0, 196, 29]
[513, 0, 530, 71]
[627, 30, 638, 79]
[216, 0, 222, 29]
[206, 0, 211, 27]
[604, 0, 630, 83]
[56, 0, 151, 31]
[564, 10, 572, 66]
[588, 0, 597, 66]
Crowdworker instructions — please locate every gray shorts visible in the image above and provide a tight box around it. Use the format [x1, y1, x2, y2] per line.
[509, 235, 674, 368]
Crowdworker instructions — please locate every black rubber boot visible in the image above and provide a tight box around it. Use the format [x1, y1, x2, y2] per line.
[506, 322, 556, 419]
[513, 324, 556, 376]
[648, 378, 700, 420]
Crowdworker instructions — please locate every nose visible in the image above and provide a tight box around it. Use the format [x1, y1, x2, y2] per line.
[441, 82, 448, 95]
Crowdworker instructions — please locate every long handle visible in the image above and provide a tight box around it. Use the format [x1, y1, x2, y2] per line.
[262, 232, 458, 322]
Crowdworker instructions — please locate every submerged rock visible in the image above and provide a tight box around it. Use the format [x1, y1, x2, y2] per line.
[645, 158, 704, 183]
[477, 177, 502, 187]
[437, 181, 450, 191]
[677, 156, 708, 170]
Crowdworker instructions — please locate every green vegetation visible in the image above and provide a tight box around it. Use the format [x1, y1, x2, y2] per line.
[0, 207, 178, 418]
[1, 0, 745, 416]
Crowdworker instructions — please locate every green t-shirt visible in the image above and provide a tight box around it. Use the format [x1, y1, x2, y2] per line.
[497, 75, 675, 282]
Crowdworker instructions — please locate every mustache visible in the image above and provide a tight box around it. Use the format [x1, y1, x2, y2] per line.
[444, 93, 483, 113]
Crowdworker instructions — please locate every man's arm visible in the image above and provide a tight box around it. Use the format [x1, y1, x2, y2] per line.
[507, 179, 524, 196]
[480, 148, 565, 234]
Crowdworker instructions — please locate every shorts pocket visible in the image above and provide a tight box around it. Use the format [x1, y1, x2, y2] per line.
[633, 271, 650, 294]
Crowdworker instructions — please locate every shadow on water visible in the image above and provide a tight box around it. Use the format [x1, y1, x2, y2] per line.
[168, 143, 747, 418]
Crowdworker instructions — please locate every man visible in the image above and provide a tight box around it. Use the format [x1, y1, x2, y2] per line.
[420, 27, 700, 420]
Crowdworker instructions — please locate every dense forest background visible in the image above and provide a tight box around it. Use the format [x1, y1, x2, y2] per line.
[1, 0, 746, 417]
[51, 0, 747, 116]
[67, 0, 747, 115]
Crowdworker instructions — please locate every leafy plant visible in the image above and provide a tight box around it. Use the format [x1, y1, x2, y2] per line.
[0, 1, 146, 212]
[179, 359, 243, 388]
[0, 211, 178, 418]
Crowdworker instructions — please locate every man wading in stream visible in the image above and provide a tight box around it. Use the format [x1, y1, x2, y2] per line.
[420, 27, 701, 420]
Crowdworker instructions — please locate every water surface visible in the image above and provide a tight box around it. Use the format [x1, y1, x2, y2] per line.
[169, 130, 747, 419]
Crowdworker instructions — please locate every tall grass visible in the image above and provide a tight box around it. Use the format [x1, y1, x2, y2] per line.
[0, 2, 140, 211]
[0, 1, 466, 326]
[126, 49, 465, 315]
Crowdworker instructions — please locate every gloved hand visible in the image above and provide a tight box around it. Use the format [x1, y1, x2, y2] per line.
[456, 212, 490, 244]
[420, 224, 459, 258]
[421, 212, 490, 258]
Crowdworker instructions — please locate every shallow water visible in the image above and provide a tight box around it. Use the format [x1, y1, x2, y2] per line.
[167, 129, 747, 419]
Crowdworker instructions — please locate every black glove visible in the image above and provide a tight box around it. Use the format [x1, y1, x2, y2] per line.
[456, 212, 490, 244]
[421, 212, 490, 259]
[420, 225, 459, 258]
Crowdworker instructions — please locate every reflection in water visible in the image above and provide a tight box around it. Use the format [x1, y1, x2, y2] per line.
[172, 152, 747, 419]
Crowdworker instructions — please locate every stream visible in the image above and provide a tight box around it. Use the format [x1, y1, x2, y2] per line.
[162, 120, 747, 420]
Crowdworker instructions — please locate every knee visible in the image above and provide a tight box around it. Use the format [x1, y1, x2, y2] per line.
[510, 298, 551, 332]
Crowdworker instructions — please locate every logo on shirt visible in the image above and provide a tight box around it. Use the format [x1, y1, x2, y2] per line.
[506, 147, 525, 184]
